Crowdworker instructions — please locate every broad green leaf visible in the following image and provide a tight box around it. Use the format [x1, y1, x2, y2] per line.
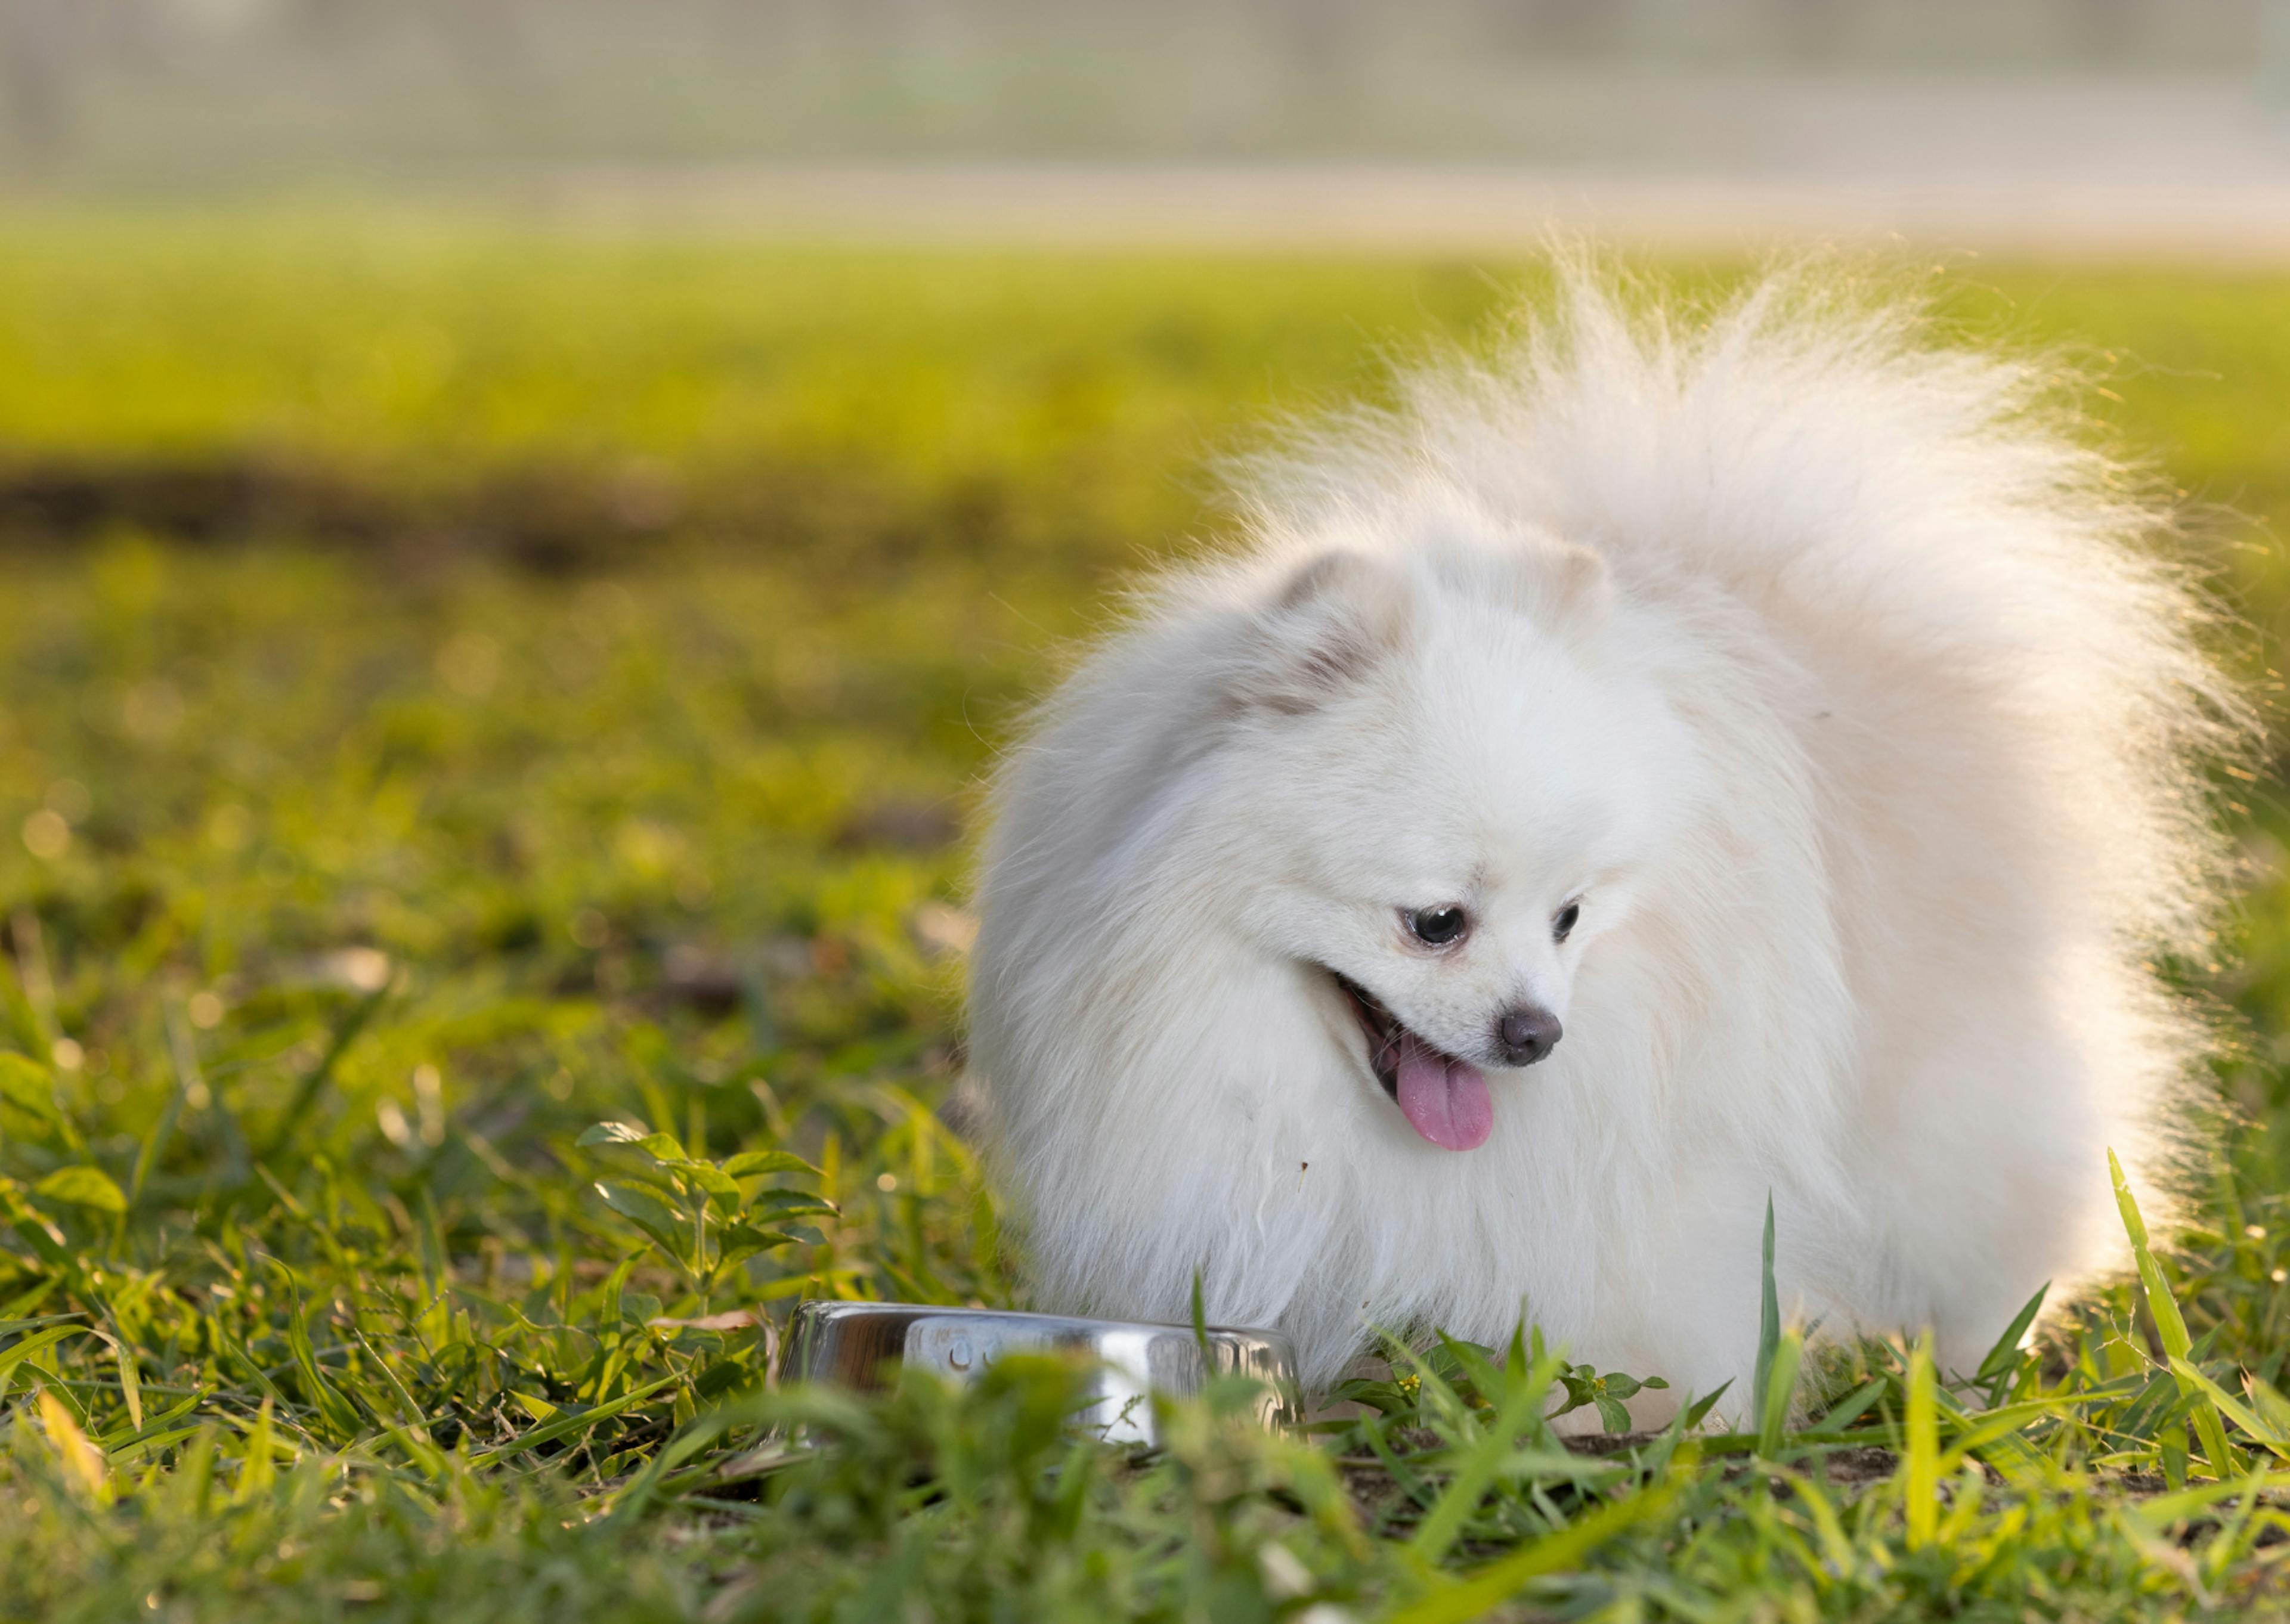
[596, 1181, 690, 1264]
[33, 1166, 127, 1214]
[0, 1053, 57, 1120]
[714, 1224, 796, 1269]
[692, 1357, 757, 1399]
[742, 1189, 837, 1223]
[578, 1121, 686, 1162]
[680, 1161, 742, 1202]
[720, 1149, 818, 1179]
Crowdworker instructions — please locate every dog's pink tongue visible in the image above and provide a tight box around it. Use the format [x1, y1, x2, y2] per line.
[1394, 1036, 1493, 1151]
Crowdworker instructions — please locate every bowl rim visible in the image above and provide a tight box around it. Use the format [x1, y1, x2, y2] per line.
[784, 1299, 1297, 1349]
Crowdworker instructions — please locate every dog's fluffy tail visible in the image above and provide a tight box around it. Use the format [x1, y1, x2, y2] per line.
[1257, 256, 2257, 1189]
[1287, 266, 2244, 916]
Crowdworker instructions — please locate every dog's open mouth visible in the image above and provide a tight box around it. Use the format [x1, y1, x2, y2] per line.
[1330, 972, 1494, 1152]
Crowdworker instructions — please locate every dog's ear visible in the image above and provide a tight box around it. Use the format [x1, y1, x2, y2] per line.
[1228, 550, 1412, 717]
[1531, 537, 1613, 629]
[1475, 529, 1612, 633]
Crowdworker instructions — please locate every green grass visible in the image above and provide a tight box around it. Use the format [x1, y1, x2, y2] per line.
[8, 212, 2290, 1619]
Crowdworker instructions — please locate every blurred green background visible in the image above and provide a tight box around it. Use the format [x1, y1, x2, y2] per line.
[7, 215, 2290, 1196]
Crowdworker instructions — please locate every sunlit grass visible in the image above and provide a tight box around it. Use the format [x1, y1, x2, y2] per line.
[5, 213, 2290, 1619]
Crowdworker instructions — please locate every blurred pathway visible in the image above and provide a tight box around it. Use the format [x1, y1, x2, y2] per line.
[548, 73, 2290, 264]
[550, 161, 2290, 264]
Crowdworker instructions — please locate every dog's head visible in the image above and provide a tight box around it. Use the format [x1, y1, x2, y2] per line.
[1206, 512, 1693, 1151]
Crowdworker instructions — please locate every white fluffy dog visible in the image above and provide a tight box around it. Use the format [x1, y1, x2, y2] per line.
[967, 265, 2248, 1414]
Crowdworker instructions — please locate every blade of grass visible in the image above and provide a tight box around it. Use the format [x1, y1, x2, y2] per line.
[1751, 1193, 1780, 1441]
[1803, 1377, 1886, 1438]
[1974, 1282, 2049, 1391]
[2111, 1149, 2239, 1480]
[467, 1373, 679, 1467]
[605, 1390, 781, 1522]
[0, 1324, 90, 1398]
[33, 1384, 110, 1505]
[1757, 1327, 1803, 1457]
[2170, 1357, 2290, 1464]
[100, 1319, 141, 1431]
[1904, 1331, 1938, 1549]
[1681, 1379, 1734, 1431]
[2246, 1372, 2290, 1442]
[257, 981, 389, 1161]
[1390, 1478, 1678, 1624]
[1408, 1343, 1562, 1566]
[127, 1012, 191, 1209]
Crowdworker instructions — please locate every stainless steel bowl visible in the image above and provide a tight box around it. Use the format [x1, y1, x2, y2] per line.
[775, 1301, 1299, 1446]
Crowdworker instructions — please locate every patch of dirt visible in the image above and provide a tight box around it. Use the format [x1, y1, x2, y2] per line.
[0, 455, 685, 572]
[1564, 1429, 1670, 1456]
[0, 453, 1026, 576]
[1813, 1445, 1898, 1486]
[835, 801, 964, 853]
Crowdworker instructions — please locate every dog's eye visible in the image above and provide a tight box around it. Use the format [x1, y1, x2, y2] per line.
[1406, 905, 1469, 946]
[1553, 901, 1582, 943]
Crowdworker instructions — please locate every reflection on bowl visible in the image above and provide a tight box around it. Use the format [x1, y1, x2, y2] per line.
[776, 1301, 1299, 1446]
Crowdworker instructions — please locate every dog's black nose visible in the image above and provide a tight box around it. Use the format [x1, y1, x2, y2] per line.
[1496, 1006, 1562, 1067]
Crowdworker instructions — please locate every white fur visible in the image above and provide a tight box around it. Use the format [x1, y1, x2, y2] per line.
[967, 264, 2250, 1415]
